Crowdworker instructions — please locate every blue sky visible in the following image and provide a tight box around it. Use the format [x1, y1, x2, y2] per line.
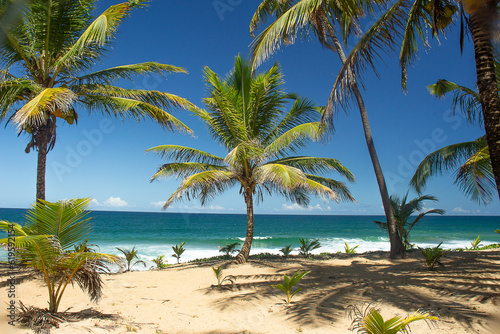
[0, 0, 498, 215]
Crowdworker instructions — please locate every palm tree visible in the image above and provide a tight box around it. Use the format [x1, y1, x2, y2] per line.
[410, 78, 495, 205]
[147, 56, 355, 264]
[0, 198, 119, 313]
[374, 193, 445, 254]
[116, 246, 146, 272]
[250, 0, 404, 258]
[0, 0, 193, 201]
[330, 0, 500, 202]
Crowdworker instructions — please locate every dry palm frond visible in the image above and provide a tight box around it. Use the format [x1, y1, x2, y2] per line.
[18, 301, 64, 333]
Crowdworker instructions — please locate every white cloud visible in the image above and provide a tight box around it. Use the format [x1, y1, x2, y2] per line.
[281, 203, 330, 211]
[150, 201, 166, 208]
[103, 196, 128, 207]
[91, 196, 129, 208]
[452, 206, 470, 214]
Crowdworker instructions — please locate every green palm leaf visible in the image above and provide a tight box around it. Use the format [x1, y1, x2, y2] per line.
[264, 122, 323, 157]
[25, 198, 92, 250]
[410, 138, 491, 203]
[53, 0, 147, 74]
[427, 79, 483, 126]
[73, 62, 187, 85]
[146, 145, 225, 165]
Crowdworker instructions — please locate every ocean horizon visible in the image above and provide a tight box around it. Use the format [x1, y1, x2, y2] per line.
[1, 208, 499, 269]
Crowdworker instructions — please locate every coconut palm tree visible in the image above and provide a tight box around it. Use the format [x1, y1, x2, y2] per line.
[374, 193, 445, 254]
[0, 0, 193, 201]
[330, 0, 500, 202]
[410, 77, 495, 205]
[116, 246, 146, 272]
[250, 0, 404, 258]
[147, 56, 355, 264]
[0, 198, 119, 313]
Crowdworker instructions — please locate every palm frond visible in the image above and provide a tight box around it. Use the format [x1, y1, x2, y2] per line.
[12, 88, 76, 129]
[256, 163, 306, 189]
[410, 138, 487, 194]
[399, 0, 431, 91]
[264, 122, 323, 158]
[81, 94, 192, 134]
[146, 145, 225, 165]
[53, 0, 147, 74]
[328, 0, 409, 115]
[25, 198, 92, 250]
[455, 146, 495, 205]
[427, 79, 483, 125]
[224, 141, 265, 168]
[304, 174, 355, 202]
[269, 156, 355, 181]
[72, 62, 187, 85]
[250, 0, 324, 69]
[263, 96, 320, 145]
[163, 170, 237, 209]
[0, 78, 40, 118]
[151, 162, 228, 181]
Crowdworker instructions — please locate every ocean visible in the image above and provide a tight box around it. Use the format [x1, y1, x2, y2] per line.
[1, 208, 499, 269]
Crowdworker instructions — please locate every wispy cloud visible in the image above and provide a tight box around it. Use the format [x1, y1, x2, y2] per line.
[280, 203, 331, 212]
[150, 200, 166, 208]
[452, 206, 470, 214]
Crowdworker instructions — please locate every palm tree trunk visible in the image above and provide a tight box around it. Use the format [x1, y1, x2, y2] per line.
[469, 3, 500, 202]
[36, 127, 50, 201]
[235, 189, 254, 264]
[325, 24, 404, 258]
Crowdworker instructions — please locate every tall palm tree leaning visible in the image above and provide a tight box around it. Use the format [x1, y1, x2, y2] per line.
[330, 0, 500, 201]
[147, 56, 356, 264]
[0, 0, 192, 201]
[411, 77, 495, 205]
[250, 0, 404, 258]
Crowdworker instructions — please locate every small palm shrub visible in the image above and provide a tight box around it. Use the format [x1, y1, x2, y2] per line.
[151, 255, 169, 269]
[347, 304, 438, 333]
[116, 246, 146, 272]
[218, 242, 240, 257]
[212, 266, 235, 289]
[470, 236, 483, 250]
[344, 242, 359, 254]
[172, 242, 186, 264]
[298, 238, 321, 257]
[280, 245, 293, 259]
[271, 270, 310, 305]
[419, 242, 444, 270]
[0, 198, 119, 314]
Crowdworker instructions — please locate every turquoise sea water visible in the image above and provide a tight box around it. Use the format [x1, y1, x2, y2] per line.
[1, 208, 499, 268]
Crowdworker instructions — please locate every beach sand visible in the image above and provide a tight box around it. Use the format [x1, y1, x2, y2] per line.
[2, 249, 500, 333]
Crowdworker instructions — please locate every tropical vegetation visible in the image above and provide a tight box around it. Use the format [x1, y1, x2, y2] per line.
[419, 242, 445, 270]
[298, 238, 321, 257]
[329, 0, 500, 203]
[218, 242, 240, 257]
[172, 242, 186, 264]
[410, 77, 496, 205]
[347, 304, 438, 334]
[0, 198, 118, 313]
[374, 193, 445, 255]
[0, 0, 193, 200]
[212, 266, 236, 289]
[271, 270, 310, 306]
[250, 0, 404, 259]
[147, 55, 355, 263]
[116, 246, 146, 272]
